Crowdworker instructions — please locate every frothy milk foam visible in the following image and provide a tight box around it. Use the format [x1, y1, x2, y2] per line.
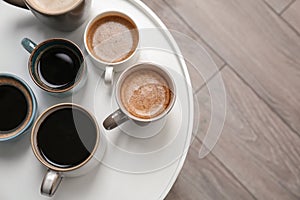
[86, 15, 139, 63]
[120, 69, 171, 119]
[28, 0, 81, 13]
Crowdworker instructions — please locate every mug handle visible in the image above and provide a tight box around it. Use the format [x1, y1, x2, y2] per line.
[104, 66, 114, 85]
[3, 0, 28, 9]
[21, 38, 37, 54]
[103, 109, 129, 130]
[41, 169, 63, 197]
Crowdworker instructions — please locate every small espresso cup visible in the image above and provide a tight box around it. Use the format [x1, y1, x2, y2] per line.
[4, 0, 92, 31]
[31, 103, 106, 197]
[103, 63, 176, 130]
[21, 37, 87, 96]
[84, 11, 140, 85]
[0, 73, 37, 141]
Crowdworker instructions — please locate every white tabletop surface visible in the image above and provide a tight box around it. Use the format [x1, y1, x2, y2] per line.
[0, 0, 194, 199]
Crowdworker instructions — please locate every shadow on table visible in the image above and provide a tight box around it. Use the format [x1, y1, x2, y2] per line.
[10, 13, 89, 48]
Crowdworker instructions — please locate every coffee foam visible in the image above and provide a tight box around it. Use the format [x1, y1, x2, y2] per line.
[28, 0, 81, 13]
[120, 69, 171, 119]
[87, 15, 139, 63]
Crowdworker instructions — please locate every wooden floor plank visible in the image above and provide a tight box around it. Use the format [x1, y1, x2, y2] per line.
[141, 0, 224, 68]
[263, 0, 293, 13]
[165, 139, 256, 200]
[166, 0, 300, 135]
[282, 0, 300, 33]
[196, 67, 300, 200]
[141, 0, 225, 91]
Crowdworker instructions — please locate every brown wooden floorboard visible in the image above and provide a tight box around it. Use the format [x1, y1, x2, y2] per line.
[165, 0, 300, 135]
[263, 0, 294, 13]
[164, 139, 256, 200]
[196, 67, 300, 200]
[282, 0, 300, 33]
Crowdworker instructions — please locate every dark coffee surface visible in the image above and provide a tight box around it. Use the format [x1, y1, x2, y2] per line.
[38, 46, 81, 87]
[37, 108, 97, 168]
[0, 85, 28, 132]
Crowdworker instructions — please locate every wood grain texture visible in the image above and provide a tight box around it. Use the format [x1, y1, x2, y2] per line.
[165, 139, 256, 200]
[166, 0, 300, 135]
[141, 0, 224, 68]
[138, 1, 300, 199]
[141, 0, 225, 92]
[282, 0, 300, 33]
[263, 0, 293, 13]
[196, 67, 300, 200]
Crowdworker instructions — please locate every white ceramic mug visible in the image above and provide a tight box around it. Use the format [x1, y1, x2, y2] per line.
[84, 11, 140, 85]
[31, 103, 106, 197]
[103, 62, 176, 130]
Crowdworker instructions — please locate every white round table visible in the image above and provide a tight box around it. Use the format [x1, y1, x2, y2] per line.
[0, 0, 194, 199]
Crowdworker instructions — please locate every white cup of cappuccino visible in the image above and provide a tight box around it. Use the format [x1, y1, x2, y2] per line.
[84, 11, 140, 85]
[103, 63, 176, 130]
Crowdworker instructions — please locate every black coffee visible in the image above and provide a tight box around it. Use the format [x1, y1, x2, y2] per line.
[0, 85, 28, 132]
[38, 46, 81, 88]
[37, 108, 97, 168]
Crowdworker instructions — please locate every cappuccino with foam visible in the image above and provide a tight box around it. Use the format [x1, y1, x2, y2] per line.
[120, 69, 172, 119]
[86, 13, 139, 63]
[103, 63, 176, 130]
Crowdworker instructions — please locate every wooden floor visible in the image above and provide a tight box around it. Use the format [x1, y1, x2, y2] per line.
[141, 0, 300, 199]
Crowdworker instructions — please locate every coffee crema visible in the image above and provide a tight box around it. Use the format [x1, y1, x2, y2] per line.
[120, 69, 172, 119]
[27, 0, 81, 14]
[86, 14, 139, 63]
